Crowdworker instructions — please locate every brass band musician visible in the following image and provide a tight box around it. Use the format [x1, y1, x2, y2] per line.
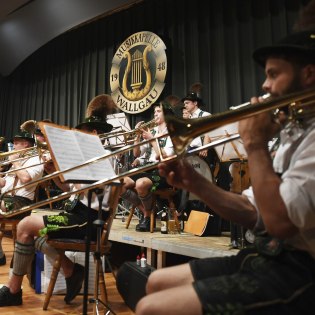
[121, 103, 175, 232]
[0, 130, 44, 266]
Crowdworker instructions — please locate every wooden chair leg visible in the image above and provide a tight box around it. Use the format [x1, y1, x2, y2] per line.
[150, 210, 155, 233]
[43, 253, 62, 310]
[125, 206, 135, 229]
[0, 224, 4, 248]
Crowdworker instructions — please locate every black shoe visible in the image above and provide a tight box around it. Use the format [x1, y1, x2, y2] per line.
[0, 286, 22, 306]
[0, 254, 6, 266]
[64, 263, 85, 304]
[136, 217, 150, 232]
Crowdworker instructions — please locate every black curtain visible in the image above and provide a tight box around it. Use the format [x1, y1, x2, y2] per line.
[0, 0, 310, 142]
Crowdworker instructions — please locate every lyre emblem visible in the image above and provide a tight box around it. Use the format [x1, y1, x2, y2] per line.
[122, 46, 152, 101]
[110, 31, 167, 114]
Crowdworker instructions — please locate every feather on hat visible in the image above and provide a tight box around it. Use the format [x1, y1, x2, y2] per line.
[11, 120, 36, 143]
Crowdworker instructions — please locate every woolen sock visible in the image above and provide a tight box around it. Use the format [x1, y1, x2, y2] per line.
[139, 193, 153, 211]
[12, 240, 35, 276]
[121, 189, 141, 207]
[35, 236, 58, 260]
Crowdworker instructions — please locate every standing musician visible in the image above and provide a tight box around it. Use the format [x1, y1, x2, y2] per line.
[182, 83, 211, 158]
[136, 30, 315, 315]
[121, 103, 175, 232]
[0, 130, 44, 266]
[0, 94, 117, 307]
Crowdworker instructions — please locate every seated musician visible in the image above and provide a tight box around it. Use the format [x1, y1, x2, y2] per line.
[0, 129, 44, 266]
[121, 103, 175, 232]
[0, 94, 117, 307]
[136, 30, 315, 315]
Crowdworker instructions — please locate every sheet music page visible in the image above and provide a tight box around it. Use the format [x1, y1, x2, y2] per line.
[208, 122, 247, 161]
[73, 130, 117, 181]
[106, 113, 131, 147]
[43, 124, 116, 182]
[43, 125, 84, 181]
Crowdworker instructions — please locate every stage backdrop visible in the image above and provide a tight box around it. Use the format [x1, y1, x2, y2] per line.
[0, 0, 310, 140]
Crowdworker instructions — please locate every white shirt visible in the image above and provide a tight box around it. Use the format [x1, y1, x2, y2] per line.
[189, 108, 211, 148]
[148, 126, 174, 162]
[1, 155, 44, 200]
[243, 117, 315, 259]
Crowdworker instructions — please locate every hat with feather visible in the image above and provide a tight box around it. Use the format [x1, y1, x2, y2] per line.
[12, 120, 36, 144]
[181, 83, 205, 106]
[75, 94, 114, 133]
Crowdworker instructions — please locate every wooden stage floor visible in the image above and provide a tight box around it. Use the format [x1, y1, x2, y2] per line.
[110, 217, 238, 268]
[0, 234, 134, 315]
[0, 215, 238, 314]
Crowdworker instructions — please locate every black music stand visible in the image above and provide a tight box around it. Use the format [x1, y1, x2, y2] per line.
[208, 123, 248, 248]
[83, 187, 116, 315]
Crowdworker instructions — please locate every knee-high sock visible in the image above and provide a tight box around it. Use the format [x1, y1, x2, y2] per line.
[121, 189, 141, 207]
[139, 193, 153, 212]
[13, 240, 35, 276]
[35, 236, 58, 260]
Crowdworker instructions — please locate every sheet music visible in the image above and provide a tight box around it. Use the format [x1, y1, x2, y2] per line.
[106, 113, 131, 147]
[43, 124, 116, 182]
[208, 122, 247, 161]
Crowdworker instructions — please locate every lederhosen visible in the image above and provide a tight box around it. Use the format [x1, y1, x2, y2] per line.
[41, 200, 109, 241]
[0, 168, 33, 219]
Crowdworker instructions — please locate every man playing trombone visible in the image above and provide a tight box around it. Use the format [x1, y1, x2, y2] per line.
[0, 130, 44, 266]
[136, 30, 315, 314]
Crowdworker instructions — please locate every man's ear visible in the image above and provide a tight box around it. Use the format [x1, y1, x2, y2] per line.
[302, 64, 315, 85]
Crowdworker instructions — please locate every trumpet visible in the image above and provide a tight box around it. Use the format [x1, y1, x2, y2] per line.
[2, 88, 315, 218]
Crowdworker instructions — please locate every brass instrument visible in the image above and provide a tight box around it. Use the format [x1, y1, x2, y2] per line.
[166, 88, 315, 155]
[99, 118, 157, 145]
[0, 140, 47, 160]
[1, 88, 314, 218]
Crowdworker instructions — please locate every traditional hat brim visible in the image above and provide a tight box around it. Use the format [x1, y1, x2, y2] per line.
[253, 30, 315, 67]
[75, 121, 113, 133]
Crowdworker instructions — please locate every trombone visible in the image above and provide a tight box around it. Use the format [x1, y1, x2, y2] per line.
[1, 88, 315, 218]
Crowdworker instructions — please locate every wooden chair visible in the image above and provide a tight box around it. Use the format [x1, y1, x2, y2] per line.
[125, 187, 180, 233]
[0, 185, 41, 265]
[42, 183, 122, 311]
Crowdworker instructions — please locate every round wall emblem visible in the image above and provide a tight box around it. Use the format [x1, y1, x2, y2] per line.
[110, 31, 167, 114]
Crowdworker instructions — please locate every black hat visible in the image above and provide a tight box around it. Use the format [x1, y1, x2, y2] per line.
[12, 131, 35, 144]
[181, 83, 204, 106]
[181, 92, 203, 103]
[75, 94, 114, 133]
[253, 30, 315, 67]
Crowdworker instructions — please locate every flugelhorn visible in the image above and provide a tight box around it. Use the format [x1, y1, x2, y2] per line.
[0, 139, 48, 160]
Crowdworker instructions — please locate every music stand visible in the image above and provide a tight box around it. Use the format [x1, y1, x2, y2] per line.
[208, 122, 248, 248]
[39, 123, 119, 314]
[84, 187, 117, 315]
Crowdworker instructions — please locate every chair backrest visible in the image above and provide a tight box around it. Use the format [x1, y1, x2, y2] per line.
[100, 183, 122, 248]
